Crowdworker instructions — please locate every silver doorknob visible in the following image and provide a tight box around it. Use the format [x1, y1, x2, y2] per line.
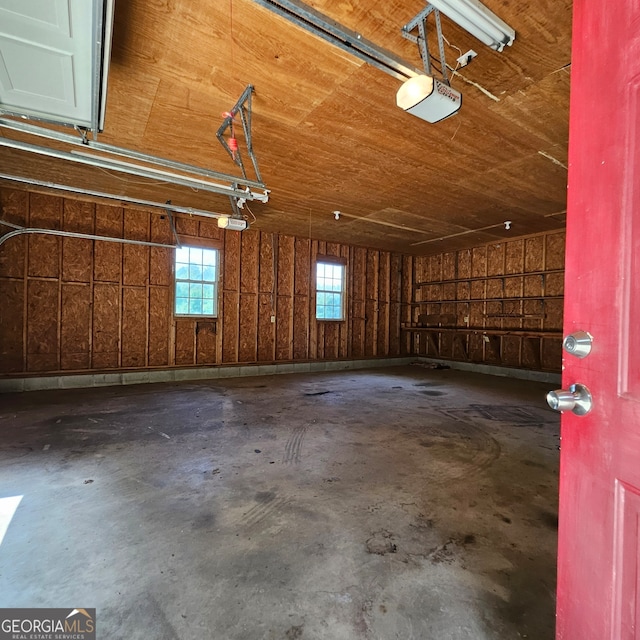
[563, 331, 593, 358]
[546, 383, 593, 416]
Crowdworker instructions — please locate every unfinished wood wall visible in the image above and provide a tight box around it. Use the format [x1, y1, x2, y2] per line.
[0, 188, 414, 375]
[405, 230, 565, 372]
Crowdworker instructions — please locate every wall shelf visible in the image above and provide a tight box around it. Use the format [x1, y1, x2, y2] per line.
[413, 268, 565, 287]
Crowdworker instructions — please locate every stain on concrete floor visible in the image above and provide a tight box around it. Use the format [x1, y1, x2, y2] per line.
[0, 366, 559, 639]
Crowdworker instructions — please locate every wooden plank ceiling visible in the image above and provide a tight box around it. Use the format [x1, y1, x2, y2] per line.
[0, 0, 571, 255]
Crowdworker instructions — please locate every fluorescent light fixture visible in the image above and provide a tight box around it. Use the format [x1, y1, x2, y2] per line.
[217, 217, 248, 231]
[396, 75, 461, 123]
[428, 0, 515, 52]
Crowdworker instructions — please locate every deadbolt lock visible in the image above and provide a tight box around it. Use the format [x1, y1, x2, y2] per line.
[563, 331, 593, 358]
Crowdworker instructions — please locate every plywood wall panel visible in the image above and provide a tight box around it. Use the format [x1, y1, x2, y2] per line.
[62, 237, 92, 283]
[487, 243, 504, 276]
[365, 250, 379, 356]
[198, 219, 223, 241]
[259, 233, 275, 294]
[472, 247, 487, 278]
[240, 231, 259, 294]
[150, 247, 172, 287]
[502, 336, 521, 366]
[442, 252, 456, 280]
[239, 294, 258, 362]
[60, 284, 90, 370]
[506, 239, 525, 274]
[0, 188, 28, 224]
[524, 275, 544, 297]
[175, 319, 196, 365]
[545, 232, 566, 270]
[0, 233, 25, 279]
[28, 236, 60, 278]
[94, 205, 123, 283]
[545, 272, 564, 296]
[542, 339, 562, 370]
[0, 279, 23, 372]
[224, 231, 241, 292]
[293, 295, 309, 360]
[123, 210, 150, 287]
[257, 293, 275, 361]
[222, 291, 239, 363]
[121, 288, 147, 368]
[63, 200, 94, 233]
[429, 254, 442, 282]
[92, 284, 120, 368]
[458, 249, 471, 280]
[149, 287, 170, 366]
[377, 252, 390, 355]
[294, 238, 310, 296]
[323, 322, 339, 360]
[28, 193, 61, 228]
[525, 236, 545, 272]
[277, 235, 295, 296]
[196, 321, 217, 365]
[275, 296, 293, 361]
[0, 188, 28, 279]
[175, 216, 199, 237]
[26, 279, 58, 371]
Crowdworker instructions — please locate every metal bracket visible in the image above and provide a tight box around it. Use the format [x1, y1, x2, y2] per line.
[216, 85, 264, 185]
[401, 4, 450, 85]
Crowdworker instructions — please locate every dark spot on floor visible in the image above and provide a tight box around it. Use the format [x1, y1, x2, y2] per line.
[304, 391, 331, 396]
[422, 390, 446, 397]
[285, 624, 304, 639]
[192, 512, 215, 530]
[255, 491, 276, 504]
[540, 510, 558, 529]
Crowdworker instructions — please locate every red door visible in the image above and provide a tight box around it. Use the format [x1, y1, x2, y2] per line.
[557, 0, 640, 637]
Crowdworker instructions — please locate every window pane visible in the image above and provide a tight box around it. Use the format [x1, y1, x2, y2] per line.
[189, 299, 203, 315]
[316, 304, 325, 318]
[190, 264, 202, 280]
[176, 282, 189, 298]
[203, 266, 216, 282]
[189, 283, 203, 298]
[317, 292, 326, 306]
[176, 247, 189, 263]
[189, 248, 203, 264]
[176, 263, 189, 279]
[202, 299, 214, 315]
[175, 297, 189, 314]
[203, 284, 214, 299]
[202, 250, 216, 266]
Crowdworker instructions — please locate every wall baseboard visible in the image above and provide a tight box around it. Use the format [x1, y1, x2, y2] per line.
[0, 356, 560, 393]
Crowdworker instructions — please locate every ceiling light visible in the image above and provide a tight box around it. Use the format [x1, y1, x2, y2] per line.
[217, 217, 248, 231]
[396, 75, 461, 123]
[427, 0, 515, 52]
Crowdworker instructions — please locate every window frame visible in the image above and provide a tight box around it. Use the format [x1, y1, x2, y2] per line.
[315, 255, 347, 322]
[173, 243, 220, 318]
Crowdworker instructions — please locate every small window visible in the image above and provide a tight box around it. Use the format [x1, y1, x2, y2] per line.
[175, 246, 218, 317]
[316, 261, 345, 320]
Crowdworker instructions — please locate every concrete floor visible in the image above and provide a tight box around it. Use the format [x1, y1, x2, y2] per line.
[0, 365, 559, 640]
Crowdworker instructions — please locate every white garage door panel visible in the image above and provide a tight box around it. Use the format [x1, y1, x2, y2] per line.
[0, 37, 76, 105]
[0, 0, 71, 37]
[0, 0, 97, 127]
